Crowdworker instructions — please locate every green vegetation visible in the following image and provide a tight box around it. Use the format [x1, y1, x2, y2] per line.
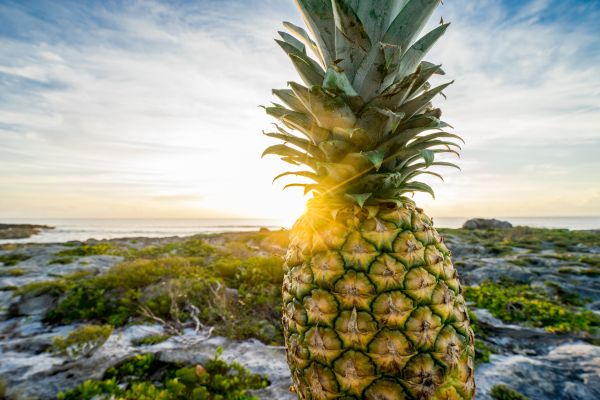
[440, 227, 600, 254]
[0, 267, 27, 277]
[490, 384, 529, 400]
[465, 280, 600, 333]
[474, 339, 492, 364]
[128, 237, 215, 260]
[16, 271, 94, 297]
[0, 253, 31, 266]
[558, 266, 600, 277]
[55, 243, 119, 258]
[17, 279, 72, 297]
[57, 349, 268, 400]
[132, 333, 172, 346]
[545, 252, 600, 267]
[49, 257, 76, 265]
[0, 377, 6, 399]
[52, 324, 113, 359]
[41, 236, 285, 345]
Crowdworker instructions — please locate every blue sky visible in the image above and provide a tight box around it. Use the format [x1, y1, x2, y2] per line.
[0, 0, 599, 219]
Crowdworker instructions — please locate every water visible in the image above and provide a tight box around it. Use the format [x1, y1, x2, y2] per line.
[0, 216, 598, 244]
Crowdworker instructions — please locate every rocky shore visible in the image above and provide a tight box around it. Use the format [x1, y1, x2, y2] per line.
[0, 224, 53, 240]
[0, 223, 598, 399]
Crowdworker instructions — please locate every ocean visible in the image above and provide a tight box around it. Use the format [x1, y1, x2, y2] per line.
[1, 217, 599, 244]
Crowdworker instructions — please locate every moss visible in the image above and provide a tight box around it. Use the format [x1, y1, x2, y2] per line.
[490, 384, 529, 400]
[132, 333, 172, 346]
[439, 227, 599, 253]
[0, 243, 18, 251]
[55, 243, 121, 258]
[17, 271, 94, 298]
[558, 266, 600, 277]
[127, 237, 215, 260]
[474, 339, 492, 365]
[543, 281, 587, 306]
[49, 257, 76, 265]
[17, 279, 72, 297]
[465, 281, 599, 334]
[545, 253, 600, 267]
[0, 377, 6, 398]
[0, 253, 31, 266]
[57, 349, 268, 400]
[52, 324, 113, 359]
[0, 267, 27, 277]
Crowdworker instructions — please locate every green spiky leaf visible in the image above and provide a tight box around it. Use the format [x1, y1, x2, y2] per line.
[331, 0, 371, 51]
[396, 23, 449, 79]
[383, 0, 442, 52]
[420, 149, 434, 167]
[346, 193, 372, 207]
[363, 149, 386, 171]
[274, 171, 319, 183]
[323, 67, 359, 97]
[294, 0, 336, 67]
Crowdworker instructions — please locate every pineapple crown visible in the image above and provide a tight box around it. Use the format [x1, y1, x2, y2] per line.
[263, 0, 462, 208]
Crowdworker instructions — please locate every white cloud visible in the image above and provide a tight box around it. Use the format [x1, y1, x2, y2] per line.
[0, 0, 598, 219]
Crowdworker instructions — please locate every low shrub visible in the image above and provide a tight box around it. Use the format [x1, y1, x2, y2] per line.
[0, 253, 31, 266]
[474, 339, 492, 364]
[52, 324, 113, 359]
[55, 243, 119, 258]
[49, 257, 75, 265]
[46, 253, 285, 345]
[490, 384, 529, 400]
[57, 349, 268, 400]
[465, 280, 600, 333]
[440, 227, 599, 253]
[0, 268, 27, 277]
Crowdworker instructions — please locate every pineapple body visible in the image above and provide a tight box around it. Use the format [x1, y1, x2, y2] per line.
[282, 201, 475, 399]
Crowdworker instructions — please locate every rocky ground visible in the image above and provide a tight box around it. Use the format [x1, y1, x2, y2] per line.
[0, 224, 598, 399]
[0, 225, 53, 240]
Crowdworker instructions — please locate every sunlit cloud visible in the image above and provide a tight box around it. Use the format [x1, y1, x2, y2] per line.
[0, 0, 598, 219]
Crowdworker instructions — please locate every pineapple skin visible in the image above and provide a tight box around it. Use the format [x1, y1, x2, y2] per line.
[282, 201, 475, 400]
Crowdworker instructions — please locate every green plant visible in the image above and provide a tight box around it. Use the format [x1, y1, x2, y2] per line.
[55, 243, 119, 258]
[474, 339, 491, 365]
[0, 268, 27, 277]
[52, 324, 113, 359]
[465, 281, 600, 333]
[58, 349, 268, 400]
[0, 253, 30, 266]
[132, 333, 172, 346]
[46, 253, 285, 345]
[0, 377, 7, 398]
[439, 227, 599, 254]
[490, 384, 529, 400]
[17, 279, 72, 297]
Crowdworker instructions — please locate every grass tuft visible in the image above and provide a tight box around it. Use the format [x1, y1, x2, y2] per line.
[52, 324, 113, 359]
[490, 384, 529, 400]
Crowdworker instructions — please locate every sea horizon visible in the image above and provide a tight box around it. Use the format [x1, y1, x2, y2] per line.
[1, 216, 599, 244]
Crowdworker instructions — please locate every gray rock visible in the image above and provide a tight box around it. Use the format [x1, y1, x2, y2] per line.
[463, 218, 513, 229]
[476, 343, 600, 400]
[10, 293, 57, 317]
[2, 325, 295, 400]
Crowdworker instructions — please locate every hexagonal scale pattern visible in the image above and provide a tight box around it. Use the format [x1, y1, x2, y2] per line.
[283, 202, 475, 399]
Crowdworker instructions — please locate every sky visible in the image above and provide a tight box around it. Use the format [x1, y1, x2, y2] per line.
[0, 0, 599, 221]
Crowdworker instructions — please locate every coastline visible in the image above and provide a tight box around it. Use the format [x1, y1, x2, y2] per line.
[0, 226, 598, 399]
[1, 216, 599, 245]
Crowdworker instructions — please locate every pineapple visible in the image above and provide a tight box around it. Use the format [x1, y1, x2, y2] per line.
[263, 0, 475, 399]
